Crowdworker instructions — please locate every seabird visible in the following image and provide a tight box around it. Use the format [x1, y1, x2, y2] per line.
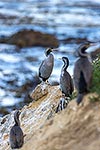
[39, 48, 55, 83]
[73, 42, 93, 105]
[60, 56, 74, 97]
[9, 110, 24, 149]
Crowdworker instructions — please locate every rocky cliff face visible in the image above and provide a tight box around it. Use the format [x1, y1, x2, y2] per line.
[0, 83, 100, 150]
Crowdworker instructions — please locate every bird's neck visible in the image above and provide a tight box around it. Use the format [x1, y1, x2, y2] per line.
[63, 63, 68, 71]
[63, 58, 69, 71]
[79, 47, 88, 57]
[14, 117, 20, 126]
[46, 52, 52, 57]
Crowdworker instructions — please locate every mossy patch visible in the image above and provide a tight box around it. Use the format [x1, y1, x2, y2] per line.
[90, 56, 100, 95]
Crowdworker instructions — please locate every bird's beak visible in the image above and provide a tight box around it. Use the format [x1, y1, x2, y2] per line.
[89, 42, 100, 46]
[52, 48, 59, 51]
[86, 42, 100, 53]
[58, 58, 62, 60]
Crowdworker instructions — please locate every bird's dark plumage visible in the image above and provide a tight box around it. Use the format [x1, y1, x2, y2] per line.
[74, 42, 93, 105]
[9, 110, 24, 149]
[39, 48, 54, 82]
[79, 71, 87, 93]
[60, 57, 74, 97]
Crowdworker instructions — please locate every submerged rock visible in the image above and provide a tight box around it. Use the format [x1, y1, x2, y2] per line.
[0, 29, 59, 48]
[61, 37, 88, 44]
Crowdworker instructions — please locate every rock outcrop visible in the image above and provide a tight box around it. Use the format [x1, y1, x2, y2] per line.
[0, 84, 100, 150]
[0, 29, 59, 48]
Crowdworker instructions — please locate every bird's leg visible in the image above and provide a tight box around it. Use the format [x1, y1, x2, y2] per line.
[41, 80, 45, 85]
[41, 80, 49, 86]
[40, 81, 47, 90]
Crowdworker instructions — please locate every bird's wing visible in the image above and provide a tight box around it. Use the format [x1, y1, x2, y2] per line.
[10, 127, 17, 142]
[82, 63, 93, 88]
[65, 72, 72, 87]
[39, 60, 44, 72]
[73, 60, 81, 90]
[39, 55, 54, 79]
[16, 127, 24, 146]
[74, 58, 93, 90]
[70, 78, 74, 93]
[61, 71, 72, 89]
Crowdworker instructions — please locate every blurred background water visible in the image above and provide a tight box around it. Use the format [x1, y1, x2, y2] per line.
[0, 0, 100, 116]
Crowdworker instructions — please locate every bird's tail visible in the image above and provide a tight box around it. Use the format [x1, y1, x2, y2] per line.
[79, 71, 87, 93]
[76, 71, 87, 105]
[77, 93, 84, 105]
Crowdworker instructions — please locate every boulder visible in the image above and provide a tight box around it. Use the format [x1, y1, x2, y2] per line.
[0, 29, 59, 48]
